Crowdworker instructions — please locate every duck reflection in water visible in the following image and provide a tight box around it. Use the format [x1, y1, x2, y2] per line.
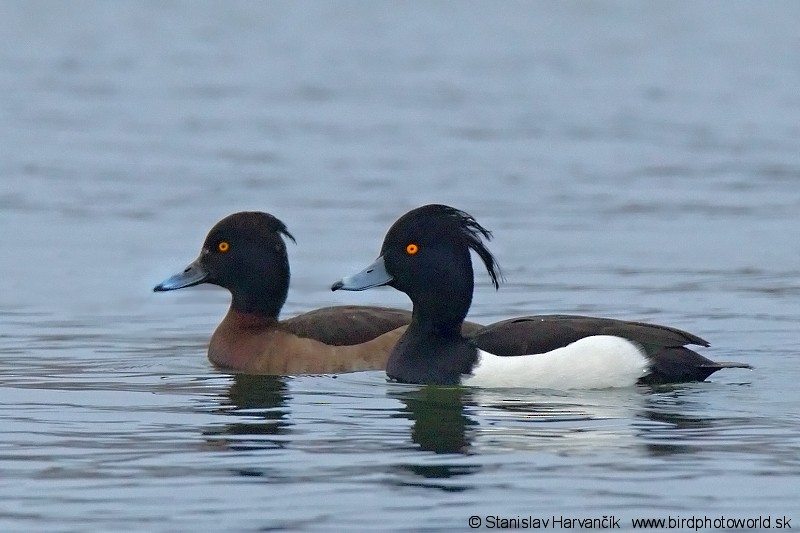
[388, 385, 483, 489]
[391, 384, 733, 458]
[391, 385, 478, 455]
[203, 374, 292, 451]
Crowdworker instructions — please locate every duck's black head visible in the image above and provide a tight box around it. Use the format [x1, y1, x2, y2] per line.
[333, 204, 501, 331]
[154, 211, 296, 317]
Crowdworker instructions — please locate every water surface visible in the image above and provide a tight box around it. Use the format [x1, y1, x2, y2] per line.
[1, 2, 798, 531]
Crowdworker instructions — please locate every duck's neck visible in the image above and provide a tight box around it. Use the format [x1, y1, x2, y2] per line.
[408, 309, 464, 338]
[386, 313, 477, 385]
[407, 268, 473, 334]
[385, 265, 477, 384]
[230, 291, 284, 318]
[209, 307, 280, 371]
[228, 268, 289, 318]
[221, 307, 281, 329]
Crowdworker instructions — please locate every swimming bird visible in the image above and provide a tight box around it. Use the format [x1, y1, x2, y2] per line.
[154, 211, 417, 374]
[331, 204, 750, 388]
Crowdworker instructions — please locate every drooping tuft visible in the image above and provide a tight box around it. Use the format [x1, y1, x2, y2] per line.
[392, 204, 503, 289]
[210, 211, 296, 245]
[262, 213, 297, 245]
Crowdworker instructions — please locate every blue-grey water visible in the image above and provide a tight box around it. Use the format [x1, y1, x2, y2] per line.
[1, 2, 799, 531]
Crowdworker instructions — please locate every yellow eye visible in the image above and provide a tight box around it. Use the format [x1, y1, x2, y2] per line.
[218, 241, 230, 253]
[405, 243, 419, 255]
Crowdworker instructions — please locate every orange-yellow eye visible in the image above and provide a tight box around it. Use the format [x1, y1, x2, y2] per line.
[218, 241, 230, 253]
[405, 243, 419, 255]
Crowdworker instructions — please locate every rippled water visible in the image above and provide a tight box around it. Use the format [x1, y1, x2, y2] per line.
[1, 2, 799, 531]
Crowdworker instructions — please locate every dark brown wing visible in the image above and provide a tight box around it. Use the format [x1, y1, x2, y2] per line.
[460, 319, 485, 337]
[283, 305, 484, 346]
[471, 314, 709, 356]
[282, 306, 412, 346]
[469, 314, 750, 383]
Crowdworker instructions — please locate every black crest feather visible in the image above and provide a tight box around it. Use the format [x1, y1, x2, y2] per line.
[399, 204, 503, 289]
[213, 211, 296, 245]
[263, 213, 296, 244]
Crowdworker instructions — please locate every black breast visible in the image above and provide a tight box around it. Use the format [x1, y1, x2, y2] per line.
[386, 330, 479, 385]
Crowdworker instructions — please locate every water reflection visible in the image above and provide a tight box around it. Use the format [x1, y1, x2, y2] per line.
[201, 375, 767, 463]
[387, 385, 754, 460]
[387, 385, 482, 492]
[391, 385, 477, 455]
[203, 375, 292, 451]
[632, 385, 794, 461]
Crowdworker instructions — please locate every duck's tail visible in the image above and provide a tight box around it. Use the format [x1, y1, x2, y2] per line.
[640, 346, 752, 384]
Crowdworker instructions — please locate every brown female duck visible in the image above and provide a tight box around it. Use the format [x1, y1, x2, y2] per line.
[154, 212, 418, 374]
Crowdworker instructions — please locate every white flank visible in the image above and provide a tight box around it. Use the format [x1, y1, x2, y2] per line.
[462, 335, 650, 389]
